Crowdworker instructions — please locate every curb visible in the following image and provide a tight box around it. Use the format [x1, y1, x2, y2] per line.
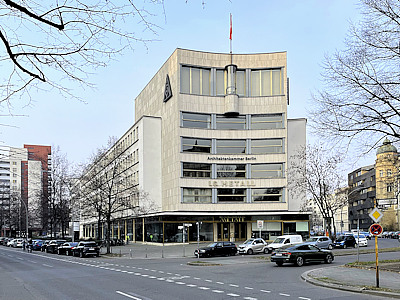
[301, 267, 400, 299]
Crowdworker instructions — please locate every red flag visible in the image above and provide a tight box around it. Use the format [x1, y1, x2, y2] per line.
[229, 14, 232, 40]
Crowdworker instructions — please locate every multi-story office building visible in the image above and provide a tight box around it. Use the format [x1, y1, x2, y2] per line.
[0, 145, 51, 237]
[347, 165, 376, 231]
[79, 48, 308, 243]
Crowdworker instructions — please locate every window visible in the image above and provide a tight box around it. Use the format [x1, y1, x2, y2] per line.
[182, 138, 211, 153]
[216, 164, 246, 178]
[181, 66, 211, 95]
[216, 69, 226, 96]
[251, 139, 283, 154]
[252, 188, 283, 202]
[236, 70, 246, 96]
[216, 115, 246, 130]
[379, 170, 384, 177]
[251, 114, 283, 129]
[216, 139, 246, 154]
[387, 169, 392, 176]
[250, 69, 283, 96]
[182, 188, 212, 203]
[217, 188, 246, 202]
[182, 163, 211, 178]
[181, 112, 211, 129]
[387, 183, 393, 193]
[251, 163, 283, 178]
[216, 69, 246, 96]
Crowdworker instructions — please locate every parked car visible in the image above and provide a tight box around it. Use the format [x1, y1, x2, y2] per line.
[58, 242, 78, 256]
[194, 241, 237, 258]
[354, 234, 368, 247]
[304, 236, 333, 250]
[46, 240, 66, 253]
[41, 240, 50, 252]
[7, 238, 16, 247]
[238, 238, 269, 255]
[271, 243, 334, 267]
[15, 239, 25, 248]
[266, 235, 303, 253]
[72, 241, 100, 258]
[31, 240, 43, 251]
[334, 235, 356, 248]
[360, 231, 372, 240]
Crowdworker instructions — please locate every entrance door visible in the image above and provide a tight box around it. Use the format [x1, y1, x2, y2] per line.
[234, 222, 247, 241]
[217, 223, 230, 241]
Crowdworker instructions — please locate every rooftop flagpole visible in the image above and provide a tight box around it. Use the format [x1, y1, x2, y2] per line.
[229, 13, 233, 64]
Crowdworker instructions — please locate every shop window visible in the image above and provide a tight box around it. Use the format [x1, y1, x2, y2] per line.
[251, 163, 283, 178]
[216, 164, 246, 178]
[216, 114, 246, 130]
[217, 188, 246, 202]
[252, 188, 283, 202]
[251, 139, 283, 154]
[182, 162, 211, 178]
[216, 139, 246, 154]
[181, 112, 211, 129]
[250, 68, 283, 96]
[181, 66, 211, 95]
[251, 114, 283, 129]
[182, 188, 212, 203]
[182, 137, 211, 153]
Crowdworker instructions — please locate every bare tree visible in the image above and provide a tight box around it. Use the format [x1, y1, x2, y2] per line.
[288, 144, 348, 240]
[0, 0, 163, 108]
[310, 0, 400, 154]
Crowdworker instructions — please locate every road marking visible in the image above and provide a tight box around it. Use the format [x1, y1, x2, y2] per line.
[229, 284, 239, 287]
[279, 293, 290, 297]
[227, 293, 240, 297]
[298, 298, 311, 300]
[198, 287, 210, 290]
[42, 264, 53, 268]
[212, 290, 224, 293]
[244, 287, 253, 290]
[216, 281, 224, 285]
[205, 279, 212, 282]
[116, 291, 142, 300]
[16, 257, 24, 260]
[244, 298, 257, 300]
[175, 282, 185, 285]
[194, 277, 201, 280]
[261, 290, 271, 293]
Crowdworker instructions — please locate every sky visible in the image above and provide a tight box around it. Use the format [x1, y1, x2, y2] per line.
[0, 0, 372, 169]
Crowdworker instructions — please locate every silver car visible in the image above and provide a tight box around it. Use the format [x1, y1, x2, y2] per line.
[304, 236, 333, 249]
[238, 238, 268, 255]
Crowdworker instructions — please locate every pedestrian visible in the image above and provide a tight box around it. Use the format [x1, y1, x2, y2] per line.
[27, 239, 33, 253]
[22, 239, 26, 251]
[150, 234, 153, 242]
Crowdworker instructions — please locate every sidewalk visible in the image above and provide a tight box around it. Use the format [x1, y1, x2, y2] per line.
[302, 264, 400, 299]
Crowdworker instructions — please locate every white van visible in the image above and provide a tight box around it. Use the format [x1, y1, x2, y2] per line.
[266, 235, 303, 253]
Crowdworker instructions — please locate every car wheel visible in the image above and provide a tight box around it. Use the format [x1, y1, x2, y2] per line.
[57, 250, 61, 255]
[79, 251, 84, 258]
[276, 261, 283, 267]
[247, 249, 253, 255]
[328, 244, 333, 250]
[263, 248, 269, 254]
[325, 254, 333, 264]
[295, 256, 304, 267]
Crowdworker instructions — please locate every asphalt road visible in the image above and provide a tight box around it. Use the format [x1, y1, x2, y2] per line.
[0, 239, 398, 300]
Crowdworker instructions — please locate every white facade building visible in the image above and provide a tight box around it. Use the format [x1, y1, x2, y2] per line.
[80, 49, 308, 243]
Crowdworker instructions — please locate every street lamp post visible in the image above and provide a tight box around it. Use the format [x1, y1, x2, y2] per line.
[20, 198, 28, 239]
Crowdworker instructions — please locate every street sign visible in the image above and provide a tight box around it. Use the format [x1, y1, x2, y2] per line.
[369, 223, 383, 236]
[369, 207, 383, 223]
[257, 220, 264, 229]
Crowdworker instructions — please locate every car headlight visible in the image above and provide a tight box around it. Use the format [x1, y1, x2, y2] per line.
[199, 249, 205, 253]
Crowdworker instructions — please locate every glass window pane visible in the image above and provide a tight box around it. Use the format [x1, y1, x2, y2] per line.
[272, 69, 282, 95]
[216, 164, 246, 178]
[216, 115, 246, 130]
[217, 188, 246, 202]
[261, 70, 271, 96]
[202, 69, 210, 95]
[251, 70, 260, 96]
[181, 66, 190, 93]
[252, 188, 282, 202]
[182, 138, 211, 153]
[251, 163, 283, 178]
[191, 68, 200, 94]
[183, 163, 211, 178]
[236, 70, 246, 96]
[182, 112, 211, 129]
[216, 69, 226, 96]
[183, 188, 212, 203]
[251, 139, 283, 154]
[251, 114, 283, 129]
[216, 140, 246, 154]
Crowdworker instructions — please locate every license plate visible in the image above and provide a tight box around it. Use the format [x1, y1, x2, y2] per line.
[89, 248, 94, 250]
[275, 253, 282, 256]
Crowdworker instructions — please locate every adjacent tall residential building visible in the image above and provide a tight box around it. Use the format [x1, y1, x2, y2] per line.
[79, 49, 308, 243]
[0, 144, 51, 237]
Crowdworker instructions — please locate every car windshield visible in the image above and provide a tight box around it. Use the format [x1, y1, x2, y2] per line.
[84, 242, 97, 247]
[306, 237, 319, 242]
[336, 236, 345, 241]
[273, 238, 285, 244]
[356, 234, 365, 238]
[243, 239, 255, 244]
[207, 242, 217, 247]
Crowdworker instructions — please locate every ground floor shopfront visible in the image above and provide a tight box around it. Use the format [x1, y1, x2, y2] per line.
[81, 212, 310, 243]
